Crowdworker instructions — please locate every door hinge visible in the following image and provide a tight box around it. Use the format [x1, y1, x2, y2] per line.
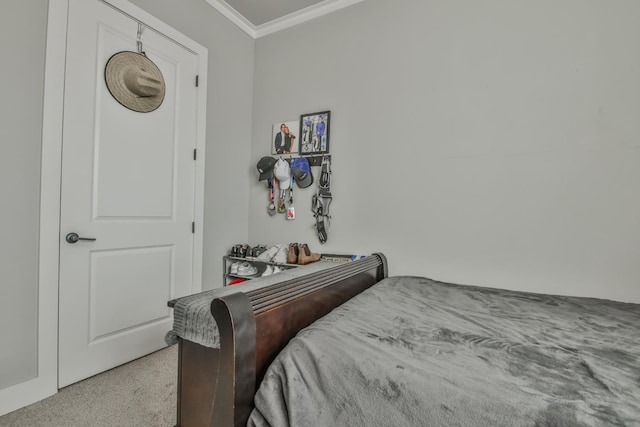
[192, 222, 195, 233]
[195, 75, 199, 87]
[193, 148, 197, 160]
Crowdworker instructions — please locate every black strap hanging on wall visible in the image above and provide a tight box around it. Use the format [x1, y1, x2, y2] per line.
[312, 156, 332, 243]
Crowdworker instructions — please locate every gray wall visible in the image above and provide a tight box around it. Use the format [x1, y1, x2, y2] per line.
[0, 0, 253, 394]
[250, 0, 640, 303]
[0, 0, 47, 390]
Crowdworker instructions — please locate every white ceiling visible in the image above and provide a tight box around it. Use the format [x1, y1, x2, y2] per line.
[203, 0, 367, 38]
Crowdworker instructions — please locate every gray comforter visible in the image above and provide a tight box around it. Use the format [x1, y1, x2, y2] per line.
[248, 276, 640, 427]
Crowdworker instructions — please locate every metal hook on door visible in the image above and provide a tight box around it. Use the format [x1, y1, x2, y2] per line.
[136, 23, 145, 55]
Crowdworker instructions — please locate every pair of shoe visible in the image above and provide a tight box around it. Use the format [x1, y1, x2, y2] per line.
[232, 244, 269, 258]
[233, 262, 258, 277]
[256, 244, 288, 264]
[261, 265, 284, 277]
[287, 243, 321, 265]
[250, 245, 267, 257]
[229, 261, 240, 274]
[231, 244, 250, 258]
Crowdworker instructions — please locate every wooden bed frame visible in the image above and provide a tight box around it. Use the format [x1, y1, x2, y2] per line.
[171, 253, 388, 427]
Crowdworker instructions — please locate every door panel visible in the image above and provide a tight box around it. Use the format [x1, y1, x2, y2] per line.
[89, 246, 173, 342]
[95, 22, 179, 219]
[59, 0, 200, 387]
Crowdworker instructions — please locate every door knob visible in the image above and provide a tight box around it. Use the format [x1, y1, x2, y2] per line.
[65, 232, 97, 244]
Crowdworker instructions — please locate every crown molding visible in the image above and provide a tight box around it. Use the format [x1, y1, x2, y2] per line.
[203, 0, 257, 37]
[204, 0, 367, 39]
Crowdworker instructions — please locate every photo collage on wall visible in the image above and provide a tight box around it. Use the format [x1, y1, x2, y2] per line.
[271, 111, 330, 166]
[262, 111, 332, 241]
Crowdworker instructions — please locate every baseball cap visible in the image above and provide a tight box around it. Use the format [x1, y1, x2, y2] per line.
[291, 157, 313, 188]
[274, 158, 291, 190]
[256, 156, 276, 181]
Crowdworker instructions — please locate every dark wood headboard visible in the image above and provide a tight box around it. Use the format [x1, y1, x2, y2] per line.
[201, 253, 388, 427]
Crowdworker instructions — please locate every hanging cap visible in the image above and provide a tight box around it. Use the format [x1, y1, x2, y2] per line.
[291, 157, 313, 188]
[274, 159, 291, 190]
[257, 156, 277, 181]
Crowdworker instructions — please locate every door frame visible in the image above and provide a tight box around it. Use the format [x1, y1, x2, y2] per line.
[0, 0, 207, 415]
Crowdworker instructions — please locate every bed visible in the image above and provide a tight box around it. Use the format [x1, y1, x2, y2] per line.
[168, 254, 640, 426]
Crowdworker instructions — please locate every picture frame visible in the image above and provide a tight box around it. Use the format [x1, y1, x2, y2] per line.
[299, 110, 330, 156]
[272, 120, 299, 155]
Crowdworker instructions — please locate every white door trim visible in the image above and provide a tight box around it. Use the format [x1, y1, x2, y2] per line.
[0, 0, 207, 415]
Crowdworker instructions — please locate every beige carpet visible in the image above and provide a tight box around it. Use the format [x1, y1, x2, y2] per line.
[0, 345, 177, 427]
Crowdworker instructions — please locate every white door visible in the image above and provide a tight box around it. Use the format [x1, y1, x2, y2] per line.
[59, 0, 202, 387]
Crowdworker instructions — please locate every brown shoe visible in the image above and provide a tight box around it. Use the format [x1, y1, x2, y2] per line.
[287, 243, 299, 264]
[298, 244, 320, 265]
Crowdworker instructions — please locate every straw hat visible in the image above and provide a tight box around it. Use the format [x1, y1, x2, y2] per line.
[104, 51, 165, 113]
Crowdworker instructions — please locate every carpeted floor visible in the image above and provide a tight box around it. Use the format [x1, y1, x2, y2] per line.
[0, 345, 177, 427]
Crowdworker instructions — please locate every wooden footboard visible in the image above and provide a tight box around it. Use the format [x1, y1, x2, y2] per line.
[174, 253, 387, 427]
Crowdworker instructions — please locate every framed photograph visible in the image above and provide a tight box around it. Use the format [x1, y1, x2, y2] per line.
[299, 111, 330, 156]
[272, 120, 299, 155]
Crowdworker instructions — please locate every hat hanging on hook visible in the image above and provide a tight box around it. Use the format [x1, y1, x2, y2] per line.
[104, 23, 165, 113]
